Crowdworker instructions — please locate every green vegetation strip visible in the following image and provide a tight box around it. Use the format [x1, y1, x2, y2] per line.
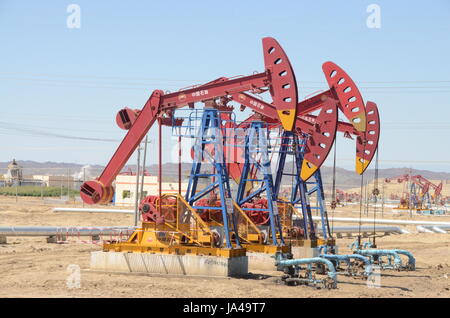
[0, 186, 79, 197]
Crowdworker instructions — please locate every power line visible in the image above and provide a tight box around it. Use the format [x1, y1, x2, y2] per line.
[1, 72, 449, 84]
[2, 74, 450, 91]
[326, 158, 450, 164]
[0, 121, 119, 134]
[0, 72, 204, 82]
[0, 121, 121, 142]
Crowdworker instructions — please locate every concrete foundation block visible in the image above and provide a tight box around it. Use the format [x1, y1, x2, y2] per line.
[90, 251, 248, 277]
[291, 246, 320, 259]
[46, 236, 57, 243]
[46, 236, 67, 243]
[247, 252, 277, 271]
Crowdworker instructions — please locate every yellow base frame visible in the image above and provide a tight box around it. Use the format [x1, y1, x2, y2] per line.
[102, 221, 245, 258]
[100, 194, 247, 258]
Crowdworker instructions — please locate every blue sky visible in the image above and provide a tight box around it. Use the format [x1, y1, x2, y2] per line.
[1, 0, 450, 172]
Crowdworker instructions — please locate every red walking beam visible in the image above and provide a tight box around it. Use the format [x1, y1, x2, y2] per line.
[80, 37, 299, 204]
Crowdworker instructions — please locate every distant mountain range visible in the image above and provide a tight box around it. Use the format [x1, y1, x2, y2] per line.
[1, 160, 449, 190]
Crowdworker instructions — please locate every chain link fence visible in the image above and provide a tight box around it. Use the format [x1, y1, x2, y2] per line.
[0, 166, 104, 202]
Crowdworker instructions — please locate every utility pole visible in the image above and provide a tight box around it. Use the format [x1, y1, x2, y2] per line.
[82, 168, 86, 208]
[178, 135, 182, 195]
[381, 180, 385, 218]
[134, 145, 141, 226]
[67, 168, 70, 200]
[409, 168, 412, 218]
[139, 135, 149, 202]
[158, 119, 162, 216]
[365, 180, 369, 216]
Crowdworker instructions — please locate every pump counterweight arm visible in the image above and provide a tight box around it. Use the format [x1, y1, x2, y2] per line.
[301, 101, 380, 174]
[160, 36, 298, 129]
[230, 92, 338, 181]
[356, 101, 380, 174]
[262, 37, 298, 131]
[231, 92, 380, 177]
[296, 62, 367, 133]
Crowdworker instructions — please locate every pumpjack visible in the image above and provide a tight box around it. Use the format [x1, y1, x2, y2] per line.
[79, 37, 383, 287]
[386, 174, 444, 213]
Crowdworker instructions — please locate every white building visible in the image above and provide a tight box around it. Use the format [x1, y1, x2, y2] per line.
[32, 175, 74, 187]
[114, 174, 188, 206]
[4, 159, 23, 186]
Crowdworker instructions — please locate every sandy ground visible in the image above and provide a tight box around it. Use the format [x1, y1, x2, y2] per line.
[1, 196, 450, 298]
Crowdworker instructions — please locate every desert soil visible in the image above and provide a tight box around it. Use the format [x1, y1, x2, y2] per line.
[0, 196, 449, 298]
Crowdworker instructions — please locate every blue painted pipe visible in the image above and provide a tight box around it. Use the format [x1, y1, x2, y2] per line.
[348, 254, 372, 267]
[391, 249, 416, 270]
[276, 257, 337, 285]
[354, 249, 402, 269]
[348, 240, 415, 271]
[348, 241, 373, 250]
[318, 245, 336, 254]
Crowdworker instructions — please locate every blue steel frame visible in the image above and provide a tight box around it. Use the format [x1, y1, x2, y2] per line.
[183, 109, 241, 249]
[235, 121, 285, 246]
[272, 131, 332, 241]
[273, 131, 316, 240]
[305, 171, 332, 240]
